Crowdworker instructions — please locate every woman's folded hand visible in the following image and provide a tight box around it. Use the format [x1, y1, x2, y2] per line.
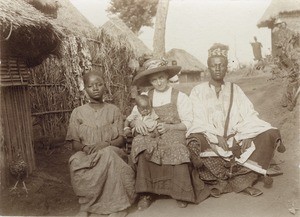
[84, 142, 109, 155]
[157, 123, 170, 134]
[88, 145, 99, 155]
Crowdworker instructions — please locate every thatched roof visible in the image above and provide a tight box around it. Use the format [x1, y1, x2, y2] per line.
[51, 0, 96, 36]
[100, 17, 152, 57]
[165, 48, 206, 73]
[24, 0, 97, 36]
[257, 0, 300, 29]
[0, 0, 63, 66]
[25, 0, 60, 18]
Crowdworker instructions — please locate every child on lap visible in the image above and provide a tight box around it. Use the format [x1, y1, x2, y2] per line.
[124, 95, 160, 138]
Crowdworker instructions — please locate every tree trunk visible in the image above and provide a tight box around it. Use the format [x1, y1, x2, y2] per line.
[153, 0, 169, 58]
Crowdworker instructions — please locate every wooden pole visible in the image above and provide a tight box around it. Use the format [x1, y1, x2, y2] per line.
[153, 0, 170, 58]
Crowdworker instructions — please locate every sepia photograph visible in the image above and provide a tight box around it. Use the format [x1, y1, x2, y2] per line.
[0, 0, 299, 216]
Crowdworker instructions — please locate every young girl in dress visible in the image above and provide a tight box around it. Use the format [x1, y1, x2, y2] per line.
[66, 71, 136, 217]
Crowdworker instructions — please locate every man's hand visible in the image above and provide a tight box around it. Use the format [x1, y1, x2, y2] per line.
[133, 119, 148, 135]
[241, 138, 252, 153]
[217, 135, 229, 151]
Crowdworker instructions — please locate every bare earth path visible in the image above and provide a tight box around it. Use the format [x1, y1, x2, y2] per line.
[0, 75, 299, 217]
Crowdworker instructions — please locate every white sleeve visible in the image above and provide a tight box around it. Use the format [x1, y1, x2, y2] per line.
[126, 105, 140, 122]
[177, 91, 193, 130]
[233, 85, 273, 141]
[235, 85, 260, 121]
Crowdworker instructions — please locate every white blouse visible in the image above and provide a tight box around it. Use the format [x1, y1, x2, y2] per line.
[130, 87, 193, 130]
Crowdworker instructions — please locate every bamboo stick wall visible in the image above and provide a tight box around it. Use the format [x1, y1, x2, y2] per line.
[0, 86, 36, 188]
[0, 93, 5, 189]
[0, 57, 36, 189]
[0, 58, 30, 86]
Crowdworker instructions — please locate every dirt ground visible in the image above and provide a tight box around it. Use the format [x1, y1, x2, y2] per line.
[0, 72, 299, 217]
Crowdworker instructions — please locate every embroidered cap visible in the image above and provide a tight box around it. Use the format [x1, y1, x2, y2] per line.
[132, 58, 181, 87]
[208, 43, 229, 58]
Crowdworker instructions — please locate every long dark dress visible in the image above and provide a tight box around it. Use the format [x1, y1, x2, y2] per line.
[134, 89, 210, 203]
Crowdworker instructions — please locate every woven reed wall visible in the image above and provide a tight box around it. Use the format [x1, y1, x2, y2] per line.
[29, 36, 88, 144]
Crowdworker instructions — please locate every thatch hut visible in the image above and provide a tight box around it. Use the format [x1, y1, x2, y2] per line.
[257, 0, 300, 55]
[165, 48, 206, 83]
[0, 0, 63, 188]
[101, 17, 152, 59]
[257, 0, 300, 111]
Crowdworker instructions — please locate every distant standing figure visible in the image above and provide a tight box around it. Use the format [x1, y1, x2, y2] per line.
[169, 59, 180, 84]
[251, 36, 263, 61]
[169, 74, 180, 84]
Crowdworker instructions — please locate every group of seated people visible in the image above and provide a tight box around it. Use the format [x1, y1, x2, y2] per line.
[66, 43, 285, 217]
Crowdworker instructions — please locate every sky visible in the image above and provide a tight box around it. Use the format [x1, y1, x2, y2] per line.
[69, 0, 272, 67]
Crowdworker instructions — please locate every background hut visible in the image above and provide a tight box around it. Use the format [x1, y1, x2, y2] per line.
[0, 0, 63, 188]
[99, 17, 152, 111]
[101, 17, 152, 59]
[165, 48, 206, 83]
[257, 0, 300, 56]
[257, 0, 300, 111]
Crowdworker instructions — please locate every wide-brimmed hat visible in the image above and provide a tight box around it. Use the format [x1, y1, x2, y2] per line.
[132, 58, 181, 87]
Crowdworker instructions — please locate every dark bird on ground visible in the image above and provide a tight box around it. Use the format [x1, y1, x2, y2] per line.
[9, 152, 29, 194]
